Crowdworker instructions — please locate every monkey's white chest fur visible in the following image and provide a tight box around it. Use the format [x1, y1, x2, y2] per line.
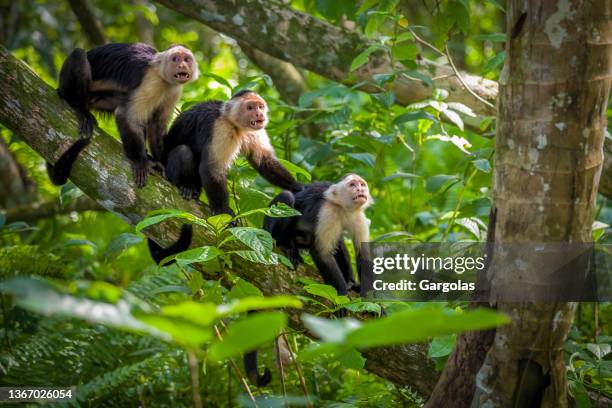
[315, 202, 369, 256]
[128, 69, 182, 125]
[209, 119, 271, 178]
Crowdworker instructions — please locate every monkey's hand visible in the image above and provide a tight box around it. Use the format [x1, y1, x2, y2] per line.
[282, 247, 303, 269]
[179, 186, 200, 200]
[131, 160, 157, 188]
[79, 110, 97, 139]
[150, 160, 165, 177]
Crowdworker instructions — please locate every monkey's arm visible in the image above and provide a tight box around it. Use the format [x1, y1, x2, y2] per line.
[248, 153, 302, 192]
[355, 247, 374, 298]
[115, 106, 151, 187]
[146, 108, 167, 162]
[199, 150, 233, 215]
[334, 241, 357, 291]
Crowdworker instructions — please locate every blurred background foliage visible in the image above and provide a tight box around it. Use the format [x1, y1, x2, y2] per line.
[0, 0, 610, 406]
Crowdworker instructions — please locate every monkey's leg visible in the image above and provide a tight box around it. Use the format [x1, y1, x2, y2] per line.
[166, 145, 201, 200]
[116, 107, 151, 188]
[311, 248, 349, 296]
[47, 49, 97, 185]
[145, 108, 166, 163]
[335, 241, 358, 293]
[57, 48, 96, 138]
[199, 151, 233, 215]
[249, 154, 303, 192]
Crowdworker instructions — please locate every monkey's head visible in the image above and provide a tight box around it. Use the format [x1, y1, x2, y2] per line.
[226, 91, 268, 131]
[327, 174, 373, 211]
[154, 45, 199, 85]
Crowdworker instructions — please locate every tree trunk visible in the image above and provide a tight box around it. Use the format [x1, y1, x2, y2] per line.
[473, 2, 611, 407]
[0, 137, 35, 209]
[0, 44, 438, 397]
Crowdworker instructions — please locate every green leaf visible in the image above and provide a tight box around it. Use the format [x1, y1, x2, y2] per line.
[442, 109, 464, 131]
[336, 347, 366, 369]
[218, 296, 302, 316]
[201, 72, 232, 89]
[104, 233, 142, 262]
[208, 312, 287, 361]
[347, 152, 376, 167]
[428, 334, 456, 358]
[207, 213, 232, 231]
[170, 246, 221, 268]
[302, 314, 361, 343]
[232, 250, 279, 265]
[346, 308, 510, 348]
[303, 284, 349, 305]
[136, 209, 196, 231]
[59, 183, 83, 206]
[447, 102, 476, 117]
[372, 231, 417, 242]
[394, 111, 436, 124]
[426, 175, 461, 194]
[402, 70, 433, 87]
[472, 159, 491, 173]
[277, 158, 312, 181]
[228, 278, 263, 300]
[391, 41, 418, 62]
[343, 301, 382, 315]
[229, 227, 273, 253]
[381, 172, 422, 182]
[0, 278, 161, 337]
[483, 51, 506, 74]
[473, 33, 507, 42]
[372, 91, 395, 108]
[350, 45, 380, 72]
[426, 134, 472, 154]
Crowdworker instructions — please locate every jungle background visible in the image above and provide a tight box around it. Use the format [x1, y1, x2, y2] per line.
[0, 0, 610, 407]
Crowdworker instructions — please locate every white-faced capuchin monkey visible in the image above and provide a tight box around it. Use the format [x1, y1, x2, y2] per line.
[161, 90, 303, 213]
[243, 174, 375, 387]
[147, 91, 303, 264]
[47, 43, 199, 187]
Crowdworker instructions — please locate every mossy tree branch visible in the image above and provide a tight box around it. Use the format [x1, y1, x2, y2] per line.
[0, 45, 437, 396]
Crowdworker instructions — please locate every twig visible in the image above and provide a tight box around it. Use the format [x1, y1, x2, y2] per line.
[187, 350, 203, 408]
[408, 26, 496, 110]
[214, 325, 258, 406]
[281, 332, 312, 407]
[275, 334, 288, 406]
[444, 43, 496, 110]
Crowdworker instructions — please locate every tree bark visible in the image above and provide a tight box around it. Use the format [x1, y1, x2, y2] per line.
[2, 195, 103, 223]
[154, 0, 498, 115]
[472, 2, 611, 407]
[0, 137, 35, 209]
[0, 44, 438, 397]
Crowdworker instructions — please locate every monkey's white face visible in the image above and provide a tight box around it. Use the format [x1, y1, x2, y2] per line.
[159, 46, 199, 85]
[239, 96, 268, 130]
[342, 175, 371, 208]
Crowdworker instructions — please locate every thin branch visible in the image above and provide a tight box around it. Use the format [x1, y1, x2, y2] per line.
[187, 351, 203, 408]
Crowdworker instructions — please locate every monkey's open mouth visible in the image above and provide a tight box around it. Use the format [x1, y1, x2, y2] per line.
[354, 193, 368, 201]
[250, 119, 265, 127]
[174, 72, 190, 82]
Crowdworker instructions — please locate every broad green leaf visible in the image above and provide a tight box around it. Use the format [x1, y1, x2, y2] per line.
[232, 250, 279, 265]
[473, 33, 507, 42]
[336, 347, 366, 369]
[0, 278, 161, 337]
[426, 175, 461, 194]
[455, 218, 481, 239]
[217, 295, 302, 316]
[136, 314, 213, 346]
[104, 233, 142, 262]
[350, 45, 380, 72]
[394, 111, 436, 124]
[229, 227, 273, 253]
[208, 312, 287, 361]
[343, 301, 382, 315]
[136, 209, 196, 231]
[472, 158, 491, 173]
[228, 278, 263, 300]
[201, 72, 232, 88]
[277, 158, 312, 181]
[427, 134, 472, 154]
[346, 308, 510, 348]
[347, 152, 376, 167]
[166, 246, 221, 268]
[233, 203, 301, 220]
[302, 314, 361, 343]
[207, 213, 232, 231]
[483, 51, 506, 74]
[428, 334, 456, 358]
[372, 231, 418, 242]
[151, 285, 192, 295]
[59, 183, 83, 206]
[442, 109, 464, 131]
[303, 284, 349, 305]
[392, 41, 418, 62]
[447, 102, 476, 117]
[402, 70, 433, 87]
[371, 91, 395, 108]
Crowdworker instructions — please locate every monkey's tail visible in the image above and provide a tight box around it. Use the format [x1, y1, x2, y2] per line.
[147, 224, 193, 265]
[46, 138, 91, 185]
[244, 349, 272, 387]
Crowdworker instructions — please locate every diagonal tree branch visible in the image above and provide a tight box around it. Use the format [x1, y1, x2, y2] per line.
[154, 0, 612, 200]
[0, 45, 437, 396]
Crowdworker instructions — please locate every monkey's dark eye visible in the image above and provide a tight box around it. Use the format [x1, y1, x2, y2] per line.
[172, 56, 179, 62]
[184, 57, 190, 63]
[247, 106, 253, 110]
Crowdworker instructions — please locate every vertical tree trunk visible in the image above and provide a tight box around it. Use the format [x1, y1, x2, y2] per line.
[473, 1, 612, 407]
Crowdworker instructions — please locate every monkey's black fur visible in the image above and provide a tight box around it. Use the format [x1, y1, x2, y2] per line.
[162, 94, 302, 214]
[48, 43, 170, 186]
[147, 224, 193, 265]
